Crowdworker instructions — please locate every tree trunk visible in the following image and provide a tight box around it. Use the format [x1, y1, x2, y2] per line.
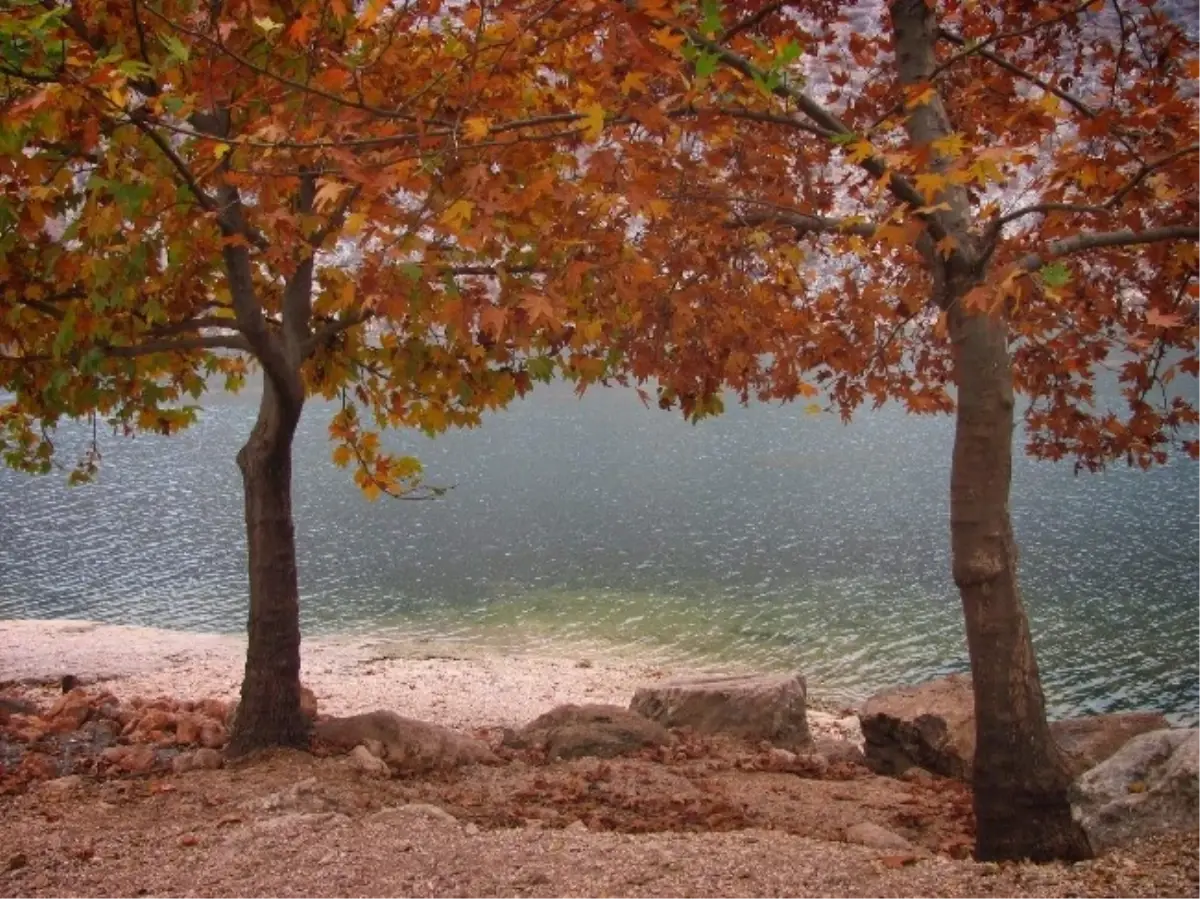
[226, 377, 309, 756]
[948, 299, 1093, 862]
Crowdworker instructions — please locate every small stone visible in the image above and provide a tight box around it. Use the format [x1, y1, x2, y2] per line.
[362, 738, 386, 759]
[300, 686, 319, 721]
[101, 744, 157, 774]
[199, 722, 227, 749]
[464, 822, 480, 836]
[367, 804, 458, 826]
[575, 659, 593, 669]
[136, 709, 174, 735]
[6, 853, 27, 871]
[348, 745, 389, 778]
[40, 775, 83, 797]
[178, 834, 200, 847]
[565, 819, 588, 832]
[175, 715, 202, 746]
[980, 862, 1000, 875]
[769, 748, 798, 767]
[844, 822, 916, 852]
[197, 699, 228, 722]
[192, 748, 223, 770]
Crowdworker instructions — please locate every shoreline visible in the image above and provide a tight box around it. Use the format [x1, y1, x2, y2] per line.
[0, 618, 859, 737]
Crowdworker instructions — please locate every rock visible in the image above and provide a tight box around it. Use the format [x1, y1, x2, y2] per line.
[844, 822, 916, 852]
[367, 804, 459, 827]
[252, 812, 350, 835]
[101, 744, 157, 774]
[464, 822, 480, 836]
[46, 688, 91, 732]
[198, 722, 227, 749]
[135, 708, 175, 736]
[860, 674, 975, 780]
[861, 674, 1168, 781]
[506, 704, 671, 760]
[174, 748, 224, 774]
[630, 672, 811, 749]
[815, 737, 868, 768]
[0, 696, 40, 721]
[193, 698, 225, 722]
[40, 775, 83, 797]
[314, 711, 497, 773]
[300, 686, 318, 721]
[253, 778, 338, 815]
[1069, 728, 1198, 853]
[175, 715, 202, 746]
[1052, 712, 1171, 778]
[348, 745, 390, 778]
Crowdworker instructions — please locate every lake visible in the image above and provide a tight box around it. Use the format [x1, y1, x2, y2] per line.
[1, 379, 1196, 724]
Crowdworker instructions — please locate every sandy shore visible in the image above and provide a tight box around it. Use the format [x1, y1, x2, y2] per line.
[0, 618, 858, 738]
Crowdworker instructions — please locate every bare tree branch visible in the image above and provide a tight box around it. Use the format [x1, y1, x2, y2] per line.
[721, 1, 793, 41]
[1016, 224, 1197, 271]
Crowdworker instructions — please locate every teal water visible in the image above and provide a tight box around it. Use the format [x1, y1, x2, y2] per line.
[0, 380, 1196, 723]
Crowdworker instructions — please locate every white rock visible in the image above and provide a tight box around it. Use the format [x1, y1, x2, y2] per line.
[844, 822, 916, 852]
[1070, 728, 1199, 853]
[348, 744, 390, 778]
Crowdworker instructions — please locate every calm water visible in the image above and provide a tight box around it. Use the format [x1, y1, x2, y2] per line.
[1, 380, 1196, 724]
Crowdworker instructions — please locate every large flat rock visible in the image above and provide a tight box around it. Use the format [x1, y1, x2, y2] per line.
[314, 710, 497, 773]
[504, 703, 671, 760]
[629, 672, 810, 749]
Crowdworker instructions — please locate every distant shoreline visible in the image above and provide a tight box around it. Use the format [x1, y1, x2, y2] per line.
[0, 618, 857, 734]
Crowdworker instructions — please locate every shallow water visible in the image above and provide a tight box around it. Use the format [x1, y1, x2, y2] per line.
[0, 380, 1196, 724]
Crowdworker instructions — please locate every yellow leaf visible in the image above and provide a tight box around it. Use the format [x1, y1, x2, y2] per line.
[344, 212, 367, 235]
[932, 133, 965, 158]
[254, 16, 283, 33]
[440, 198, 474, 229]
[314, 179, 350, 212]
[803, 403, 822, 415]
[464, 117, 491, 140]
[935, 235, 958, 259]
[904, 83, 937, 110]
[914, 172, 947, 202]
[620, 71, 648, 95]
[332, 445, 352, 467]
[846, 139, 875, 165]
[651, 28, 685, 52]
[580, 102, 605, 141]
[214, 143, 232, 160]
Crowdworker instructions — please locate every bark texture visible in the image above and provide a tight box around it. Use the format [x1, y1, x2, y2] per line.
[947, 297, 1092, 862]
[226, 377, 309, 756]
[890, 0, 1093, 862]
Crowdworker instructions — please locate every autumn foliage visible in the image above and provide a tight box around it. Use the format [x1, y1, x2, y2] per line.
[1, 0, 1196, 863]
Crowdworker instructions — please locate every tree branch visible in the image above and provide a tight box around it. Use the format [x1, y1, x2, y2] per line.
[721, 1, 793, 41]
[4, 333, 250, 363]
[986, 143, 1200, 241]
[657, 18, 944, 242]
[282, 173, 317, 365]
[1016, 224, 1197, 272]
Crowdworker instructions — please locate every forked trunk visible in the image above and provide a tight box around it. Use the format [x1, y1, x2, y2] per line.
[948, 300, 1093, 862]
[226, 378, 309, 756]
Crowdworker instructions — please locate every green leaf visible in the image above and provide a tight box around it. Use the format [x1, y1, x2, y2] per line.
[400, 263, 423, 281]
[160, 34, 189, 62]
[527, 356, 555, 382]
[830, 132, 857, 145]
[694, 51, 719, 78]
[700, 0, 723, 36]
[1040, 262, 1071, 288]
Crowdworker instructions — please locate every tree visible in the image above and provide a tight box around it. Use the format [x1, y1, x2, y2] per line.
[561, 0, 1197, 862]
[0, 0, 630, 753]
